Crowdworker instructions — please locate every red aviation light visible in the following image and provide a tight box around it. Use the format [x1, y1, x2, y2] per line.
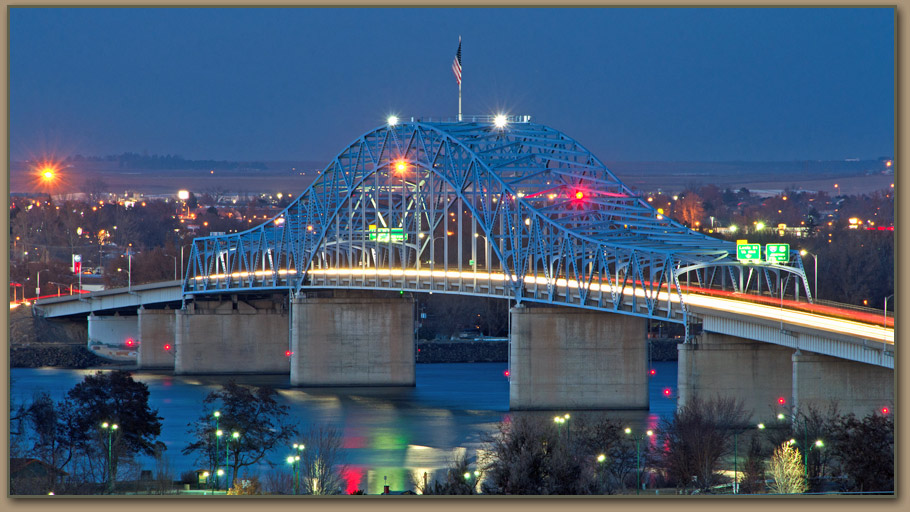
[504, 369, 511, 378]
[778, 397, 787, 406]
[663, 388, 672, 398]
[163, 344, 172, 351]
[881, 407, 890, 415]
[649, 369, 656, 376]
[574, 190, 585, 200]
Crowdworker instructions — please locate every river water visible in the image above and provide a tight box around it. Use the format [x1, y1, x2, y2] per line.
[10, 361, 678, 494]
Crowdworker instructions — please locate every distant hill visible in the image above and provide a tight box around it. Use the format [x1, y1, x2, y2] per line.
[8, 158, 891, 197]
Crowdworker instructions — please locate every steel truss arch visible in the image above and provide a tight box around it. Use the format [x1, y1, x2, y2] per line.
[184, 118, 812, 333]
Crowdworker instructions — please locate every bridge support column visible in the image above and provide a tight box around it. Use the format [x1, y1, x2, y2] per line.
[792, 350, 893, 418]
[678, 333, 794, 417]
[137, 308, 176, 369]
[174, 297, 290, 375]
[509, 305, 648, 410]
[87, 313, 138, 361]
[290, 292, 415, 387]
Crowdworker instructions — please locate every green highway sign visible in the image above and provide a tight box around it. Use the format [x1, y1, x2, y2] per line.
[368, 225, 406, 243]
[736, 243, 762, 262]
[765, 243, 790, 264]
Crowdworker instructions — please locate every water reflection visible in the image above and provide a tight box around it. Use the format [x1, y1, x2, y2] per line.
[10, 361, 678, 493]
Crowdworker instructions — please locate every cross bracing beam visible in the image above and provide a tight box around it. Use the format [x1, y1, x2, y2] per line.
[184, 119, 812, 335]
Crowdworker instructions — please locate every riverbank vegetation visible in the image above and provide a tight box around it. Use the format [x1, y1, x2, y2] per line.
[10, 373, 892, 496]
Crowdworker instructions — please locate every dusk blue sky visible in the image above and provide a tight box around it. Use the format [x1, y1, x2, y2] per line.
[10, 7, 894, 163]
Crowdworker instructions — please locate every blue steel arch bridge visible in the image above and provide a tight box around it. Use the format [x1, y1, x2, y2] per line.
[183, 115, 811, 337]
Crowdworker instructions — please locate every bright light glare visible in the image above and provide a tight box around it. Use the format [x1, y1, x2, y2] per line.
[42, 169, 55, 180]
[387, 115, 399, 126]
[493, 114, 508, 128]
[177, 190, 190, 200]
[394, 160, 408, 174]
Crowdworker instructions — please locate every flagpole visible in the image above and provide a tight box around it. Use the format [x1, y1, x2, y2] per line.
[457, 36, 462, 121]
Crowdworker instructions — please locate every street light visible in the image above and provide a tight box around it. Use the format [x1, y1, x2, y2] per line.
[884, 294, 893, 330]
[799, 250, 818, 301]
[553, 413, 570, 443]
[180, 243, 193, 281]
[291, 443, 305, 494]
[36, 269, 48, 298]
[287, 454, 301, 494]
[225, 430, 240, 488]
[213, 410, 221, 491]
[624, 427, 653, 494]
[463, 469, 481, 493]
[101, 421, 119, 493]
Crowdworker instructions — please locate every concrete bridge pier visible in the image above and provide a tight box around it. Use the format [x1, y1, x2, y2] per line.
[677, 333, 794, 418]
[791, 350, 894, 418]
[290, 291, 415, 387]
[174, 295, 290, 375]
[679, 333, 894, 420]
[88, 312, 138, 347]
[137, 307, 176, 369]
[509, 304, 648, 410]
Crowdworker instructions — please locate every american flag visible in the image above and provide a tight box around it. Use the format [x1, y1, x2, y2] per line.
[452, 37, 462, 86]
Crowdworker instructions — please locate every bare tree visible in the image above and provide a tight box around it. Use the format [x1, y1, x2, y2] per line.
[767, 442, 806, 494]
[656, 394, 750, 493]
[202, 186, 228, 205]
[481, 415, 598, 495]
[298, 424, 347, 495]
[263, 467, 294, 495]
[83, 176, 108, 203]
[738, 436, 765, 494]
[420, 454, 481, 495]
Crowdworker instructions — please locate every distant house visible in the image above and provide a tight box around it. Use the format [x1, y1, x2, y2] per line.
[10, 458, 68, 480]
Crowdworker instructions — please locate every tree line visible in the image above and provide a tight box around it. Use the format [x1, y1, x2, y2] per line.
[10, 371, 893, 495]
[64, 153, 267, 171]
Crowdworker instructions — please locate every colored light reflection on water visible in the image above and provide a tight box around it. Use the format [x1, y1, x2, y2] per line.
[11, 361, 678, 493]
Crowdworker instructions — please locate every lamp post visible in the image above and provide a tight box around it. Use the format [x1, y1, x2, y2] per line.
[36, 269, 48, 298]
[553, 413, 570, 444]
[212, 411, 221, 489]
[625, 427, 653, 495]
[799, 250, 818, 301]
[292, 443, 305, 494]
[884, 294, 893, 330]
[225, 431, 239, 488]
[287, 455, 300, 494]
[463, 469, 481, 494]
[180, 243, 193, 281]
[101, 421, 119, 493]
[127, 246, 132, 290]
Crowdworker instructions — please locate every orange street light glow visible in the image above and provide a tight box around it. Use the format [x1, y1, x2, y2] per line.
[394, 160, 408, 174]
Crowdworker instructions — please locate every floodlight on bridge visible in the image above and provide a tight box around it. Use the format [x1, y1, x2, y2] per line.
[493, 114, 508, 128]
[387, 115, 399, 126]
[394, 160, 408, 174]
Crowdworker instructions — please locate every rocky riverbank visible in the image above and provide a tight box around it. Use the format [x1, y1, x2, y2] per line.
[9, 305, 111, 368]
[11, 344, 112, 369]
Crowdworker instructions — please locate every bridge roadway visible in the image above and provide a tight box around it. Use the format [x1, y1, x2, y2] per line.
[33, 270, 893, 369]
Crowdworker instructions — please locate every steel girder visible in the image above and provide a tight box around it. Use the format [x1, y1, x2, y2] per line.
[183, 118, 812, 330]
